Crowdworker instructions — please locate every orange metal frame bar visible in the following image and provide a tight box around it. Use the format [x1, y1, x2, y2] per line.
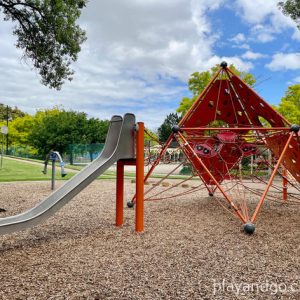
[282, 166, 288, 201]
[116, 122, 144, 232]
[176, 132, 247, 223]
[250, 131, 294, 223]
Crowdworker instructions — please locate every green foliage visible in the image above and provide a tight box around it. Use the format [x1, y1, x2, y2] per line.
[0, 0, 87, 89]
[177, 64, 256, 116]
[28, 107, 109, 156]
[144, 128, 158, 146]
[0, 103, 26, 121]
[176, 96, 196, 116]
[279, 0, 300, 29]
[5, 115, 35, 146]
[86, 118, 110, 144]
[157, 113, 181, 143]
[276, 84, 300, 124]
[179, 164, 193, 175]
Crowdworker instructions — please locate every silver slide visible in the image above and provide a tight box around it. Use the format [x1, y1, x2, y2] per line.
[0, 113, 136, 235]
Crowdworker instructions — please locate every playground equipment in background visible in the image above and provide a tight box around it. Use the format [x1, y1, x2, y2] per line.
[42, 151, 67, 190]
[0, 114, 145, 235]
[129, 61, 300, 234]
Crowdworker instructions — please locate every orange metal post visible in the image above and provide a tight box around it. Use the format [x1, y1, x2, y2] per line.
[251, 132, 294, 223]
[282, 165, 288, 201]
[135, 122, 144, 232]
[116, 160, 124, 226]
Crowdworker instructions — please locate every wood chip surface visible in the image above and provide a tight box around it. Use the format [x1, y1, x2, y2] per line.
[0, 180, 299, 299]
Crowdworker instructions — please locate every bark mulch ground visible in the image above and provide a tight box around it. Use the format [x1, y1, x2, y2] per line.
[0, 180, 299, 300]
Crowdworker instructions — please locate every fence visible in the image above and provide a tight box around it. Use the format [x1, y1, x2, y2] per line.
[65, 143, 105, 165]
[7, 143, 105, 165]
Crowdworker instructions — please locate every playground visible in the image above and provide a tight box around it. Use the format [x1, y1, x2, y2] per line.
[0, 64, 299, 299]
[0, 179, 299, 299]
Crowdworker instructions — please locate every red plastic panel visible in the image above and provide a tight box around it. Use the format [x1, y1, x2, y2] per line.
[182, 76, 288, 129]
[230, 76, 287, 127]
[185, 132, 257, 185]
[183, 80, 252, 128]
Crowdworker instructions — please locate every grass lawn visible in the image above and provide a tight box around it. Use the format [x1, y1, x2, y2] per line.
[0, 158, 75, 182]
[0, 156, 196, 182]
[0, 157, 137, 182]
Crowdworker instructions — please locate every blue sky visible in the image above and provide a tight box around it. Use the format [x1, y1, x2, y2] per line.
[0, 0, 299, 129]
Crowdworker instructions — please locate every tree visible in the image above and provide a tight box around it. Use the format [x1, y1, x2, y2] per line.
[85, 117, 110, 161]
[144, 128, 158, 146]
[158, 113, 182, 143]
[279, 0, 300, 30]
[177, 64, 256, 116]
[0, 0, 87, 89]
[6, 114, 35, 146]
[276, 84, 300, 124]
[29, 107, 110, 164]
[86, 118, 110, 144]
[0, 103, 26, 121]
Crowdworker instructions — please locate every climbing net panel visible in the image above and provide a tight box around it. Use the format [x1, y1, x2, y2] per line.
[136, 62, 300, 233]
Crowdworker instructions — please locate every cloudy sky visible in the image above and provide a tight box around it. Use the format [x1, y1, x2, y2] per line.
[0, 0, 299, 129]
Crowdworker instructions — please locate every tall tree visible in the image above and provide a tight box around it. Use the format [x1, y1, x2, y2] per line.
[276, 84, 300, 124]
[158, 113, 181, 143]
[29, 107, 110, 160]
[279, 0, 300, 29]
[0, 0, 87, 89]
[177, 64, 256, 116]
[6, 114, 35, 146]
[0, 103, 26, 121]
[29, 108, 86, 156]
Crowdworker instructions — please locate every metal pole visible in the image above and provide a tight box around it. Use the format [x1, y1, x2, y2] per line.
[1, 134, 3, 169]
[6, 105, 8, 155]
[268, 149, 272, 177]
[282, 165, 288, 201]
[116, 160, 124, 226]
[135, 122, 144, 232]
[51, 159, 56, 190]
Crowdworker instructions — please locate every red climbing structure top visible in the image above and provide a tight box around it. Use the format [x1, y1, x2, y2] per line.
[177, 62, 299, 185]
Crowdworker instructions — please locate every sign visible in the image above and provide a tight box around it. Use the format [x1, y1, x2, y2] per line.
[50, 152, 57, 161]
[1, 126, 8, 135]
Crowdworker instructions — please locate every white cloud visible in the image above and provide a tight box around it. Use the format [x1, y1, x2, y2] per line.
[230, 33, 246, 43]
[234, 0, 300, 42]
[266, 53, 300, 71]
[0, 0, 254, 129]
[229, 33, 250, 50]
[242, 51, 266, 60]
[292, 76, 300, 84]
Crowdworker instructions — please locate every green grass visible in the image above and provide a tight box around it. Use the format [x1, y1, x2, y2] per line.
[0, 158, 75, 182]
[0, 156, 196, 182]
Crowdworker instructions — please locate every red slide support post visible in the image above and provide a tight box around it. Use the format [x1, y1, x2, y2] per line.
[116, 160, 124, 227]
[135, 122, 144, 232]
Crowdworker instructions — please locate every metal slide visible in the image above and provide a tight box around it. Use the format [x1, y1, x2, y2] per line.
[0, 113, 136, 235]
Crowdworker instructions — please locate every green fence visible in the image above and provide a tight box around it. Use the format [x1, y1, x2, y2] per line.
[65, 143, 105, 165]
[7, 143, 105, 165]
[7, 145, 43, 160]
